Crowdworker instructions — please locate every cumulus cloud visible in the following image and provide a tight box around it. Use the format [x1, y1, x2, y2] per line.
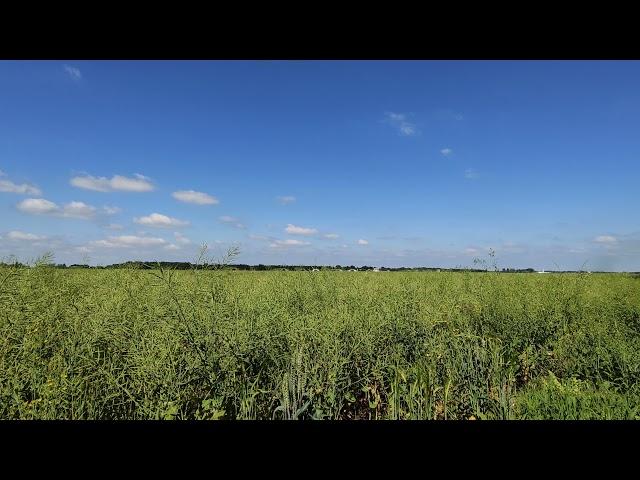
[63, 65, 82, 81]
[385, 112, 418, 136]
[323, 233, 339, 239]
[70, 174, 154, 192]
[219, 216, 245, 229]
[62, 201, 97, 219]
[440, 148, 453, 156]
[0, 172, 42, 196]
[6, 230, 45, 241]
[269, 239, 311, 248]
[134, 213, 189, 228]
[17, 198, 99, 219]
[357, 239, 369, 245]
[285, 224, 318, 236]
[164, 244, 180, 251]
[88, 235, 167, 249]
[172, 190, 219, 205]
[277, 196, 296, 205]
[17, 198, 58, 215]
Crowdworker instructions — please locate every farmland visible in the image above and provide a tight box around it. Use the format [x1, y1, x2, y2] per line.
[1, 262, 639, 419]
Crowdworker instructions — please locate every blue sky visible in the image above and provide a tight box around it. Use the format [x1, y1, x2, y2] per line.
[1, 60, 639, 270]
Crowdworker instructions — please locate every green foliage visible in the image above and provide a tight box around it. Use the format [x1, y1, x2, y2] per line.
[0, 263, 638, 419]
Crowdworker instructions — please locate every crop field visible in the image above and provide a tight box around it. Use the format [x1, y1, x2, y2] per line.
[1, 262, 639, 420]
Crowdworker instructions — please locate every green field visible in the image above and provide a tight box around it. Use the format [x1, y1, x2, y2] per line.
[1, 263, 639, 419]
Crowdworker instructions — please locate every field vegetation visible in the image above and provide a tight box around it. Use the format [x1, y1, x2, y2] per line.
[1, 251, 639, 420]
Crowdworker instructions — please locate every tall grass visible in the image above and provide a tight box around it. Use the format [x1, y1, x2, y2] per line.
[0, 257, 638, 419]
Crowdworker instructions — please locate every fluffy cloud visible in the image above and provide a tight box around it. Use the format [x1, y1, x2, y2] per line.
[269, 239, 310, 248]
[277, 196, 296, 205]
[219, 216, 245, 229]
[134, 213, 189, 228]
[88, 235, 167, 248]
[63, 201, 97, 219]
[70, 174, 154, 192]
[17, 198, 58, 215]
[172, 190, 219, 205]
[0, 171, 42, 196]
[6, 230, 45, 241]
[440, 148, 453, 156]
[323, 233, 340, 239]
[385, 112, 418, 136]
[357, 239, 369, 245]
[17, 198, 101, 219]
[285, 224, 318, 236]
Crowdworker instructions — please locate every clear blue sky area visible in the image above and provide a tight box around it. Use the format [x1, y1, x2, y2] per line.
[1, 61, 638, 270]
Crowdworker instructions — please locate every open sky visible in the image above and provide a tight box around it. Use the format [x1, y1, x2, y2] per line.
[1, 60, 639, 270]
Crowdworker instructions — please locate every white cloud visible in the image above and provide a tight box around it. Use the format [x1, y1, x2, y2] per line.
[323, 233, 339, 239]
[269, 239, 311, 248]
[174, 232, 191, 245]
[6, 230, 45, 241]
[134, 213, 189, 228]
[464, 168, 479, 179]
[440, 148, 453, 156]
[63, 201, 97, 219]
[277, 196, 296, 205]
[17, 198, 58, 215]
[357, 239, 369, 245]
[88, 235, 167, 249]
[285, 224, 318, 236]
[103, 206, 121, 215]
[64, 65, 82, 81]
[172, 190, 219, 205]
[594, 235, 617, 244]
[464, 247, 479, 255]
[0, 174, 42, 196]
[164, 244, 180, 251]
[219, 216, 245, 229]
[385, 112, 418, 136]
[16, 198, 99, 220]
[70, 174, 154, 192]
